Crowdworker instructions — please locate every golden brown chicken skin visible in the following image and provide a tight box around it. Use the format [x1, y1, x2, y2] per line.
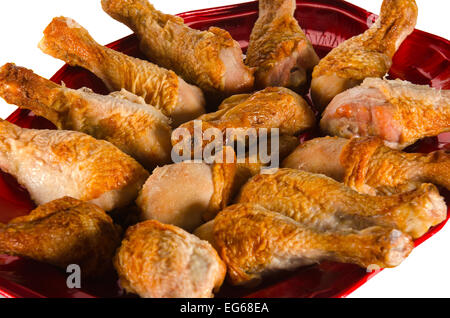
[283, 136, 450, 195]
[0, 120, 149, 211]
[39, 17, 205, 126]
[311, 0, 418, 111]
[246, 0, 319, 92]
[194, 203, 413, 286]
[102, 0, 254, 97]
[172, 87, 315, 151]
[0, 197, 121, 277]
[236, 169, 446, 239]
[0, 63, 172, 170]
[320, 78, 450, 149]
[114, 220, 226, 298]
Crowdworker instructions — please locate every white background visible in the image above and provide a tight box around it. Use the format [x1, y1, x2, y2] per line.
[0, 0, 449, 298]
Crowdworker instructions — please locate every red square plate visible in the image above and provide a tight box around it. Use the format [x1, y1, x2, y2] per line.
[0, 0, 449, 298]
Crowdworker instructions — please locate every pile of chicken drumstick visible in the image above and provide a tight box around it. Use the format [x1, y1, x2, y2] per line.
[0, 0, 449, 298]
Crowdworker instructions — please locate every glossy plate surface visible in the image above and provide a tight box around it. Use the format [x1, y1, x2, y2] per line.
[0, 0, 449, 298]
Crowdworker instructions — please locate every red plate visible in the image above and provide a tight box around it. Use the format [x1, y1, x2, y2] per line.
[0, 0, 449, 298]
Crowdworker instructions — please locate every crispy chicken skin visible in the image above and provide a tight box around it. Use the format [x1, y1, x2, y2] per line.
[283, 136, 450, 195]
[114, 220, 226, 298]
[320, 78, 450, 149]
[172, 87, 316, 149]
[101, 0, 254, 97]
[0, 120, 149, 211]
[136, 149, 237, 230]
[0, 197, 121, 277]
[194, 204, 413, 286]
[311, 0, 418, 111]
[39, 17, 205, 126]
[0, 63, 172, 170]
[246, 0, 319, 92]
[237, 169, 446, 239]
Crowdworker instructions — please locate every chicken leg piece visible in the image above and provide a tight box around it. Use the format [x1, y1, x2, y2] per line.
[172, 87, 316, 151]
[136, 148, 237, 230]
[246, 0, 319, 92]
[311, 0, 418, 111]
[194, 203, 413, 286]
[114, 220, 226, 298]
[0, 63, 172, 170]
[320, 78, 450, 149]
[39, 17, 205, 126]
[101, 0, 254, 97]
[136, 163, 215, 231]
[236, 169, 446, 239]
[0, 197, 121, 277]
[234, 134, 300, 187]
[138, 136, 298, 231]
[0, 120, 149, 211]
[283, 136, 450, 195]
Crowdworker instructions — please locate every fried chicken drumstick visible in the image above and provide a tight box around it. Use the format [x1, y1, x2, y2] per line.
[195, 204, 413, 286]
[172, 87, 316, 151]
[0, 197, 121, 277]
[311, 0, 418, 111]
[114, 220, 226, 297]
[320, 78, 450, 149]
[236, 169, 446, 239]
[102, 0, 254, 97]
[39, 17, 205, 126]
[283, 136, 450, 195]
[0, 63, 172, 170]
[0, 120, 148, 211]
[246, 0, 319, 92]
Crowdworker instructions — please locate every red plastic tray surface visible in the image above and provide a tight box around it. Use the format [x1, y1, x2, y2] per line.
[0, 0, 449, 298]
